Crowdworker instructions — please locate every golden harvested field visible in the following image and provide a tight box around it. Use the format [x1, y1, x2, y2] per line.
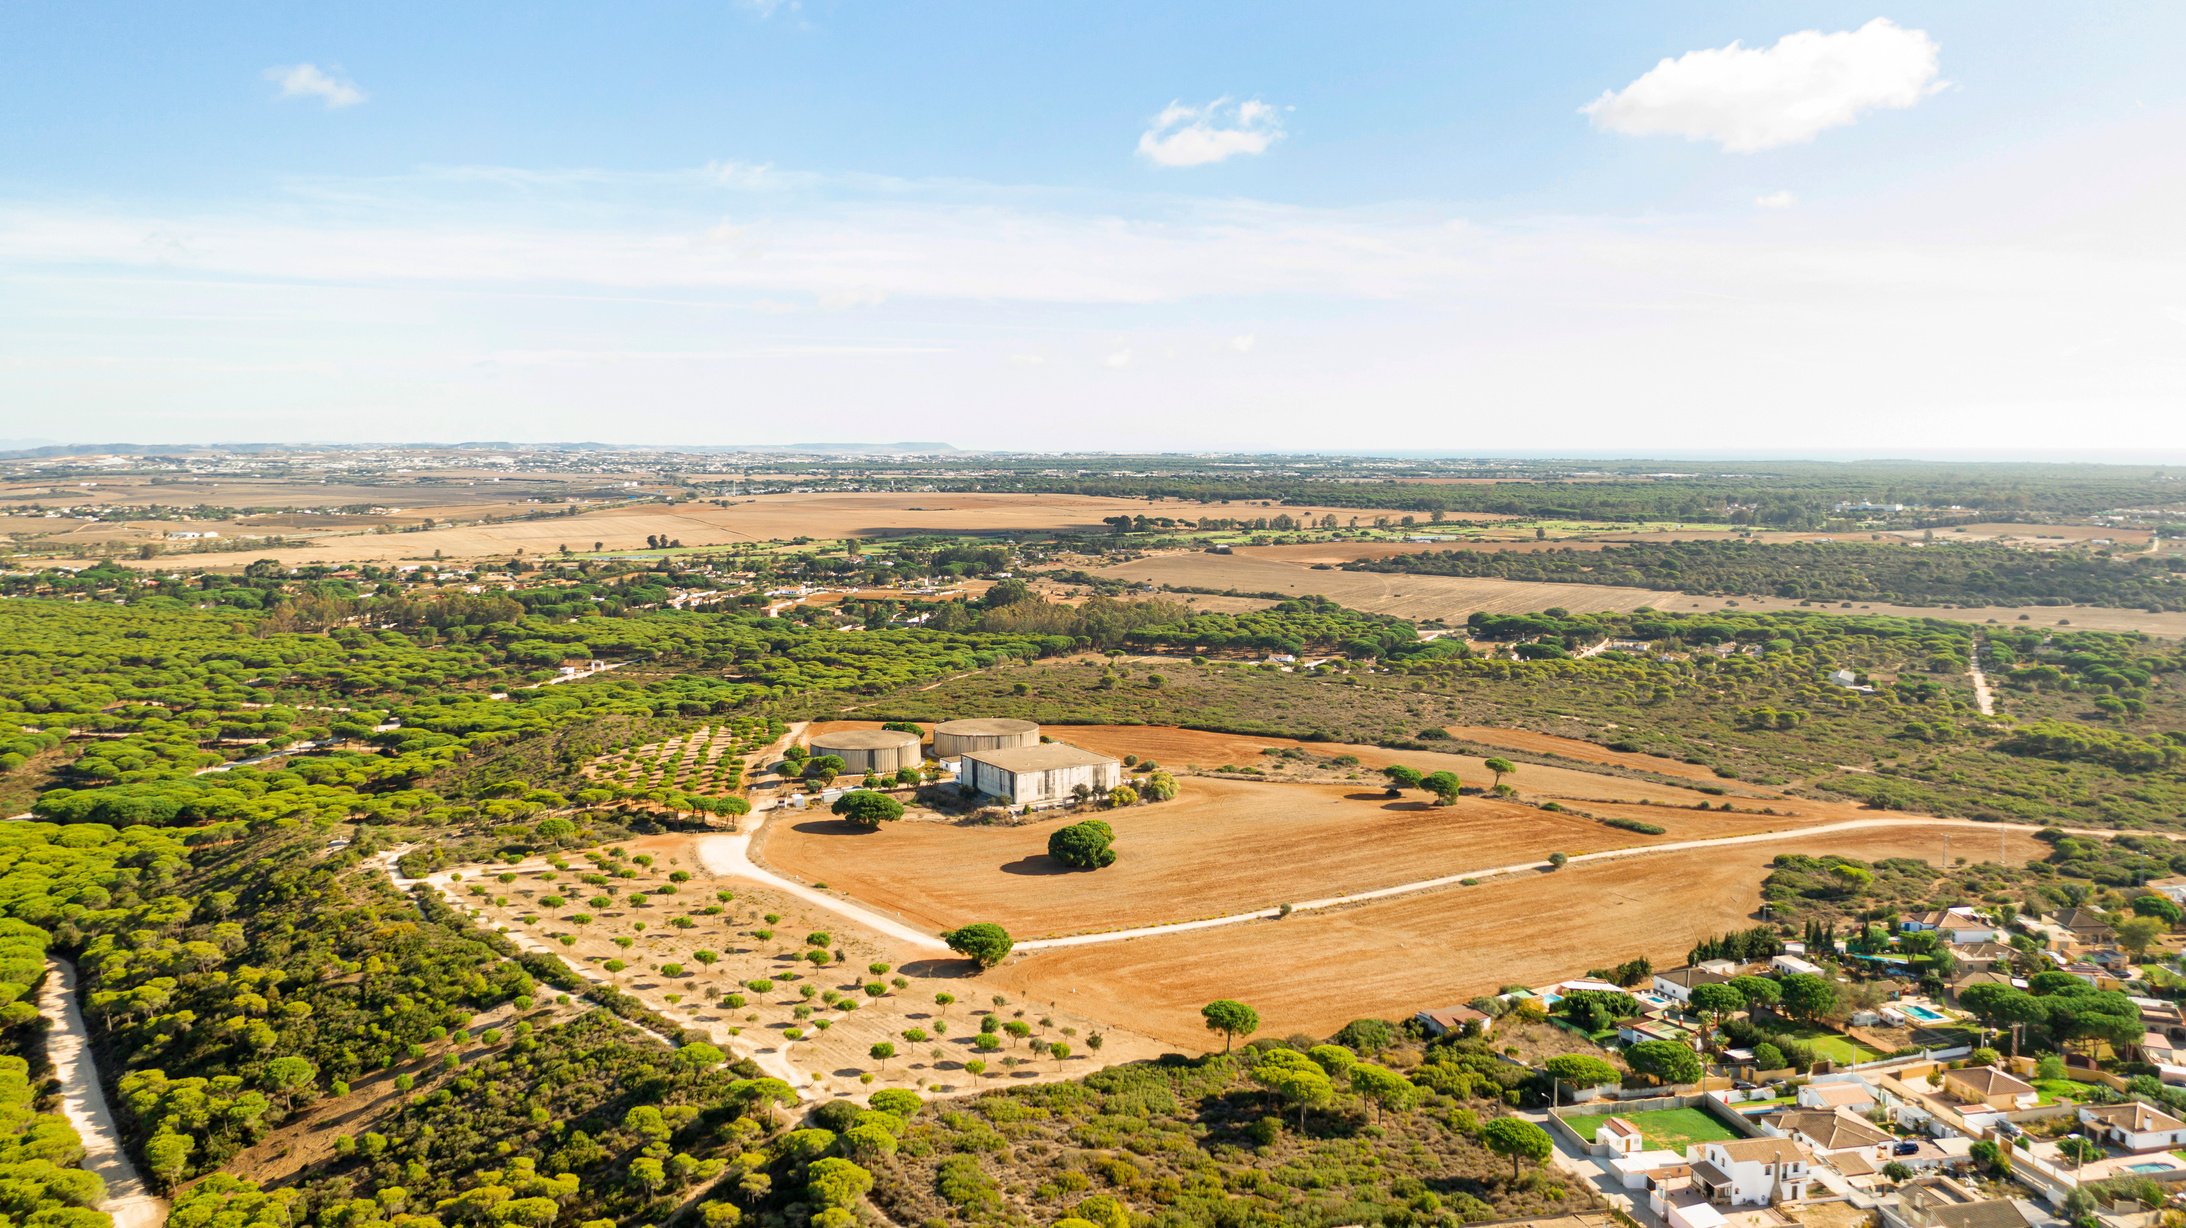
[1439, 725, 1728, 782]
[112, 492, 1419, 568]
[753, 774, 1801, 939]
[1096, 548, 2186, 637]
[993, 822, 2052, 1046]
[1043, 723, 1759, 804]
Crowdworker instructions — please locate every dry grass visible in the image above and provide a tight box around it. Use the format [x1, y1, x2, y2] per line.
[990, 823, 2051, 1046]
[1095, 548, 2186, 637]
[753, 774, 1800, 939]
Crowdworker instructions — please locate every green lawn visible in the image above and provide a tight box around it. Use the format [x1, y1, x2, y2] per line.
[1603, 1107, 1740, 1153]
[2034, 1077, 2104, 1105]
[1769, 1025, 1885, 1065]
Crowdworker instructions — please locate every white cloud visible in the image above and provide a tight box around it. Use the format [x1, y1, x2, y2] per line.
[740, 0, 800, 18]
[1755, 190, 1797, 209]
[1582, 19, 1943, 152]
[1137, 97, 1284, 167]
[1230, 333, 1258, 352]
[1103, 347, 1134, 369]
[265, 63, 366, 109]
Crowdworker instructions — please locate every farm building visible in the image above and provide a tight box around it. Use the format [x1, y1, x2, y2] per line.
[931, 717, 1040, 759]
[959, 743, 1122, 809]
[809, 728, 923, 774]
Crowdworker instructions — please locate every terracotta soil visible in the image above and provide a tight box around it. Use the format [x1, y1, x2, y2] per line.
[991, 823, 2051, 1047]
[753, 773, 1804, 939]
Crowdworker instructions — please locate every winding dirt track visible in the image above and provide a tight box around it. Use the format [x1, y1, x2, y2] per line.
[39, 961, 168, 1228]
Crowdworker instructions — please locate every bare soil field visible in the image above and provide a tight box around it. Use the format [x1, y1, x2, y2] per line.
[1096, 549, 2186, 637]
[754, 774, 1799, 939]
[1439, 725, 1728, 782]
[446, 835, 1170, 1099]
[1876, 523, 2154, 548]
[129, 492, 1422, 568]
[993, 823, 2051, 1047]
[1042, 723, 1759, 804]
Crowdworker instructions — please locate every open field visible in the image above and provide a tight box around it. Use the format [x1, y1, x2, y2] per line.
[1036, 723, 1767, 802]
[987, 822, 2052, 1046]
[83, 491, 1428, 568]
[1096, 548, 2186, 637]
[436, 834, 1172, 1099]
[1438, 726, 1731, 782]
[754, 774, 1799, 939]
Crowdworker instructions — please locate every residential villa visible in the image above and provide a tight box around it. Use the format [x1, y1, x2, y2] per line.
[2077, 1102, 2186, 1153]
[1879, 1176, 2045, 1228]
[1654, 967, 1732, 1004]
[1759, 1108, 1893, 1167]
[1938, 1066, 2038, 1112]
[1795, 1078, 1878, 1114]
[1901, 908, 2000, 944]
[1687, 1137, 1811, 1206]
[2048, 907, 2117, 946]
[1414, 1004, 1495, 1037]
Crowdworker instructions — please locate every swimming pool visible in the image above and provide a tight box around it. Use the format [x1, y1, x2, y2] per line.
[1901, 1004, 1951, 1024]
[2126, 1162, 2173, 1174]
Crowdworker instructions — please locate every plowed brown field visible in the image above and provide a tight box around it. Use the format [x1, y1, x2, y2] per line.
[754, 774, 1802, 938]
[993, 823, 2050, 1046]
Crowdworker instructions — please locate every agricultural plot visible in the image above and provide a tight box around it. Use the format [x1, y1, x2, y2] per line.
[983, 822, 2052, 1046]
[1096, 547, 2186, 637]
[437, 836, 1167, 1099]
[754, 772, 1806, 938]
[583, 718, 780, 796]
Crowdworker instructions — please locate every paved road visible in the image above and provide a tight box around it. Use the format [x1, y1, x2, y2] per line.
[39, 960, 169, 1228]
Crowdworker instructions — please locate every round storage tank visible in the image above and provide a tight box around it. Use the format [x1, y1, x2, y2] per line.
[932, 717, 1040, 759]
[808, 728, 923, 774]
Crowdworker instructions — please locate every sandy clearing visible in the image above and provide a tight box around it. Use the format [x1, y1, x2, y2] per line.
[1095, 550, 2186, 637]
[39, 961, 168, 1228]
[996, 822, 2054, 1045]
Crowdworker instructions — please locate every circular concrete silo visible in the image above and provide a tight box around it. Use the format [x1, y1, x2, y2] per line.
[931, 717, 1040, 759]
[808, 728, 923, 774]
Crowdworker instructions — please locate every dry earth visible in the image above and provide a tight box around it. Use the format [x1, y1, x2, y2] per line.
[991, 823, 2051, 1047]
[1095, 548, 2186, 637]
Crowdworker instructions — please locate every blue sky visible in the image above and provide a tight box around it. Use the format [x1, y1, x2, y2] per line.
[4, 3, 2184, 454]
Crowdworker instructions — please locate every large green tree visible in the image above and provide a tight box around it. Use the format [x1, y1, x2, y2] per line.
[1200, 999, 1260, 1053]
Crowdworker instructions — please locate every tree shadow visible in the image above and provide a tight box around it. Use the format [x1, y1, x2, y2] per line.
[900, 957, 986, 979]
[789, 818, 880, 836]
[999, 855, 1074, 876]
[1378, 800, 1433, 812]
[1346, 791, 1402, 802]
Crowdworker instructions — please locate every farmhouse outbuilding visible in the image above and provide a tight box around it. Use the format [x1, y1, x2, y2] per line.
[959, 742, 1122, 809]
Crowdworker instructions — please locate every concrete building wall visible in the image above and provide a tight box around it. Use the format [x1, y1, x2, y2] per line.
[810, 732, 922, 774]
[932, 718, 1040, 759]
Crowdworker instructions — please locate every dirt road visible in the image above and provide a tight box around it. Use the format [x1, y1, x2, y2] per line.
[39, 960, 168, 1228]
[1969, 633, 1997, 716]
